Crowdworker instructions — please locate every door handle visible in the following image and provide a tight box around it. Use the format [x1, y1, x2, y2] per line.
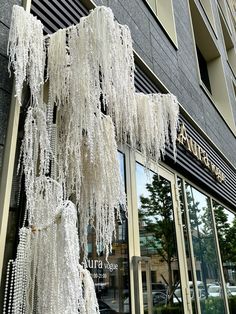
[132, 256, 153, 314]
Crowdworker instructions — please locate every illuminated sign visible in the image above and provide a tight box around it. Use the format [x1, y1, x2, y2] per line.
[177, 123, 225, 183]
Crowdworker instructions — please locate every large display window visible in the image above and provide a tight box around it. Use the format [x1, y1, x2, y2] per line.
[177, 176, 235, 314]
[87, 150, 191, 314]
[80, 149, 235, 314]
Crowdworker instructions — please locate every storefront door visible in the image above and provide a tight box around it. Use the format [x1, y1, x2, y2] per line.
[87, 150, 192, 314]
[127, 152, 192, 314]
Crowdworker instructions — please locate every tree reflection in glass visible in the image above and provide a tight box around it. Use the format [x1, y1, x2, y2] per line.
[136, 163, 184, 313]
[214, 201, 236, 314]
[185, 184, 226, 314]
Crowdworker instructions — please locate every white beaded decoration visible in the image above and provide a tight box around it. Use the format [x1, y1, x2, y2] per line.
[136, 92, 179, 167]
[79, 116, 125, 259]
[6, 4, 179, 314]
[7, 5, 45, 103]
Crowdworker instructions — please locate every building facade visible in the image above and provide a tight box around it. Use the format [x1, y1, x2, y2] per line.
[0, 0, 236, 313]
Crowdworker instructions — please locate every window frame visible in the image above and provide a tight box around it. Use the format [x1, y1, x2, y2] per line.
[144, 0, 178, 48]
[177, 171, 233, 313]
[189, 0, 236, 135]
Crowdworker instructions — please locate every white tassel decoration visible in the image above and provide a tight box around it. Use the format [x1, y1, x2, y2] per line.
[80, 116, 125, 259]
[8, 5, 45, 103]
[6, 4, 179, 314]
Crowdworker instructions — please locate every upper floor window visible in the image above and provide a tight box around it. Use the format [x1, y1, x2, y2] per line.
[145, 0, 178, 46]
[218, 4, 236, 76]
[196, 46, 212, 93]
[189, 0, 236, 134]
[199, 0, 217, 34]
[218, 0, 233, 33]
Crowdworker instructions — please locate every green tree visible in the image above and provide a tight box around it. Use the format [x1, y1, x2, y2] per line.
[213, 202, 236, 284]
[225, 218, 236, 265]
[200, 200, 220, 283]
[139, 174, 177, 304]
[214, 202, 231, 263]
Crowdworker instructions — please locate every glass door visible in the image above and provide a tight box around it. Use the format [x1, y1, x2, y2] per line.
[86, 149, 193, 314]
[185, 183, 227, 314]
[128, 152, 192, 314]
[177, 178, 229, 314]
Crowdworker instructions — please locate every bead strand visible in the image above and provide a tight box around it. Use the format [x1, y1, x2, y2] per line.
[3, 259, 13, 314]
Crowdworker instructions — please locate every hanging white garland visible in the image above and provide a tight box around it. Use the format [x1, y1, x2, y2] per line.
[55, 7, 134, 204]
[70, 7, 137, 146]
[164, 93, 179, 160]
[136, 92, 179, 167]
[19, 99, 55, 226]
[47, 28, 71, 109]
[7, 5, 45, 103]
[46, 11, 128, 258]
[6, 6, 99, 314]
[6, 4, 179, 314]
[79, 116, 125, 259]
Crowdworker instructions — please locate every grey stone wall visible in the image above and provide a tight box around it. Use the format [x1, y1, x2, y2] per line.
[94, 0, 236, 167]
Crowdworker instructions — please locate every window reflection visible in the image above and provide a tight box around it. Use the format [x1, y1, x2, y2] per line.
[86, 152, 130, 314]
[136, 163, 184, 313]
[213, 201, 236, 314]
[177, 178, 193, 282]
[184, 183, 226, 314]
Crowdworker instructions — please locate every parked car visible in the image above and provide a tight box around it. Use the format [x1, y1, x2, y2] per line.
[144, 291, 167, 306]
[123, 290, 167, 313]
[173, 287, 206, 303]
[208, 285, 231, 297]
[173, 281, 206, 303]
[228, 286, 236, 296]
[208, 285, 221, 297]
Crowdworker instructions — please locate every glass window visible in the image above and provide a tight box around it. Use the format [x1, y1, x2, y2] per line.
[136, 162, 184, 313]
[189, 0, 235, 133]
[86, 152, 130, 314]
[196, 46, 212, 93]
[213, 200, 236, 314]
[146, 0, 157, 12]
[145, 0, 177, 46]
[184, 183, 226, 314]
[199, 0, 217, 33]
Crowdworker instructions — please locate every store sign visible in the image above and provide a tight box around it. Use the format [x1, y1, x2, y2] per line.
[83, 259, 119, 272]
[177, 123, 226, 183]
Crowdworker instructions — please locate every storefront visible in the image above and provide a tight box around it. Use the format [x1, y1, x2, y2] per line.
[1, 1, 236, 314]
[86, 116, 236, 314]
[78, 62, 236, 313]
